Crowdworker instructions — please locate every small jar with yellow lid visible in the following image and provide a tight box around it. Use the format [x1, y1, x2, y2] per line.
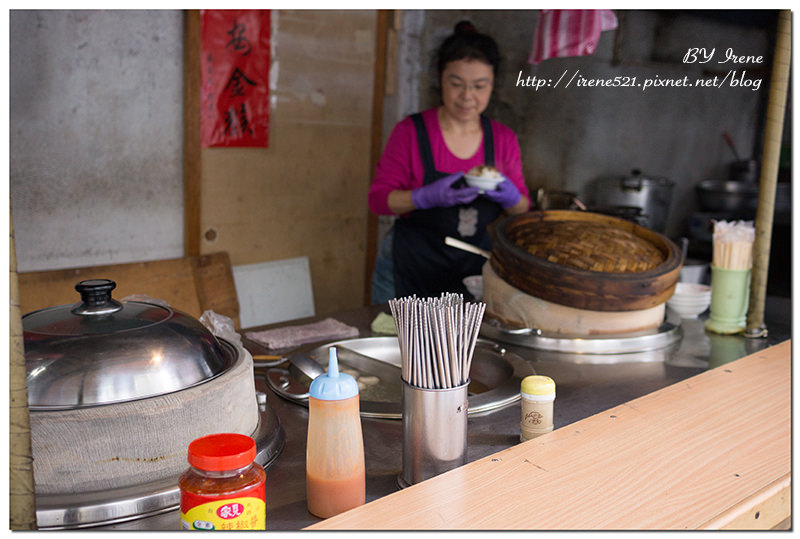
[520, 375, 556, 442]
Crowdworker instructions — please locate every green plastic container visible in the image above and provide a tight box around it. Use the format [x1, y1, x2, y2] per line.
[705, 265, 751, 335]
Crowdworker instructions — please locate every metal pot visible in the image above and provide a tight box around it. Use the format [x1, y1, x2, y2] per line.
[730, 159, 760, 183]
[24, 279, 234, 408]
[535, 188, 578, 210]
[588, 205, 649, 228]
[695, 180, 759, 213]
[594, 169, 674, 233]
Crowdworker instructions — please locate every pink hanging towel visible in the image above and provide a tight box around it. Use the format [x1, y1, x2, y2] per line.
[528, 10, 618, 65]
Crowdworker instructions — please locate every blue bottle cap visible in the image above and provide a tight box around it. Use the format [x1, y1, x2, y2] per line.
[308, 347, 359, 401]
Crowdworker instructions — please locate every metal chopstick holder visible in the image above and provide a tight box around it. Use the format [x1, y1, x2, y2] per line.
[390, 294, 483, 488]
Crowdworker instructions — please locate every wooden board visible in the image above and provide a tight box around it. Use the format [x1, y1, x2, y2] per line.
[308, 340, 791, 530]
[18, 252, 240, 328]
[191, 253, 241, 327]
[188, 10, 378, 317]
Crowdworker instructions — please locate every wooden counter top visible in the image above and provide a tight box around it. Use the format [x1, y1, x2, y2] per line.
[308, 340, 791, 530]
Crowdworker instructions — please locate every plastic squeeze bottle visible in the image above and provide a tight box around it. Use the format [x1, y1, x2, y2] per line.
[306, 347, 366, 518]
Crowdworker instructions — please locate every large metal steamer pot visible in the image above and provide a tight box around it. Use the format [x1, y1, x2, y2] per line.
[23, 279, 283, 529]
[593, 169, 675, 233]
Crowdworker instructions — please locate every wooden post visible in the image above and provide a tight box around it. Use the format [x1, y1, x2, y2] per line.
[9, 209, 37, 530]
[746, 10, 791, 337]
[364, 10, 389, 305]
[184, 10, 202, 257]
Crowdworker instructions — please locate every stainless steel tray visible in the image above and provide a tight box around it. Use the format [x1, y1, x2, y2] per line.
[264, 336, 534, 419]
[480, 318, 682, 361]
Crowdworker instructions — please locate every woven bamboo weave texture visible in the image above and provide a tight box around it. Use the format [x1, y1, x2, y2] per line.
[507, 220, 665, 273]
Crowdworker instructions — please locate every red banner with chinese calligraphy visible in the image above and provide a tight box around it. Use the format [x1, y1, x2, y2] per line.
[201, 10, 270, 148]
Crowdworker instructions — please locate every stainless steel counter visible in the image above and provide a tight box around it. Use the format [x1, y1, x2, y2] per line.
[103, 297, 791, 531]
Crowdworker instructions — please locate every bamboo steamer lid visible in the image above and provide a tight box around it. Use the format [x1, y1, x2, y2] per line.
[490, 211, 682, 312]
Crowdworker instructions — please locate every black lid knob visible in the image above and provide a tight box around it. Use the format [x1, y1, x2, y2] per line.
[71, 279, 123, 316]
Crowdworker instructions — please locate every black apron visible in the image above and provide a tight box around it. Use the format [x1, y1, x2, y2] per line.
[392, 113, 502, 298]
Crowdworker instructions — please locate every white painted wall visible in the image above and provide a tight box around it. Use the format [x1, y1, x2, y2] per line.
[10, 10, 184, 271]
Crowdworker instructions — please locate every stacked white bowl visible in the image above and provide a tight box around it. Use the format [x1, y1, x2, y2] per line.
[462, 275, 483, 301]
[666, 282, 712, 318]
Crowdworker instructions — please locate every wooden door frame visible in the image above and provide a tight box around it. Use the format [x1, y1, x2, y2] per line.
[183, 9, 202, 257]
[364, 9, 390, 304]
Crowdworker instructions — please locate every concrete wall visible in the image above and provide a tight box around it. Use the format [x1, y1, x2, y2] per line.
[10, 10, 184, 271]
[385, 10, 778, 239]
[9, 9, 377, 317]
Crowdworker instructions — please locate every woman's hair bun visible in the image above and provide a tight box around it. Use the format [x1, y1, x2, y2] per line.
[435, 19, 499, 78]
[454, 20, 477, 35]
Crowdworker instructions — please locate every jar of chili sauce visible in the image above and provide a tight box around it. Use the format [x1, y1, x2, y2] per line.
[179, 433, 266, 530]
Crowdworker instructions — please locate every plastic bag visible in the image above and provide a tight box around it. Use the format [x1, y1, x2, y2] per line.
[199, 310, 243, 348]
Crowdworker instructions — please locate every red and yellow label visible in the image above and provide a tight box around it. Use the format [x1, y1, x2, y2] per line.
[180, 487, 265, 530]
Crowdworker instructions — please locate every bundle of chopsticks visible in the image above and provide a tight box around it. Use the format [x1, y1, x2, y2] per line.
[712, 220, 755, 270]
[388, 293, 485, 389]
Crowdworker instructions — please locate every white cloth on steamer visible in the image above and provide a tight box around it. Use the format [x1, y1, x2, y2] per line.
[30, 348, 259, 496]
[482, 262, 664, 335]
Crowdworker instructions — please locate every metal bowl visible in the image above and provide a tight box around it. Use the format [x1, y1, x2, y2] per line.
[23, 279, 234, 409]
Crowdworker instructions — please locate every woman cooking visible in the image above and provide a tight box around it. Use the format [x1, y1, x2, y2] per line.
[368, 20, 530, 302]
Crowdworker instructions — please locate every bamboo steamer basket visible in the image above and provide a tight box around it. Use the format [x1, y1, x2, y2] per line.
[490, 210, 682, 312]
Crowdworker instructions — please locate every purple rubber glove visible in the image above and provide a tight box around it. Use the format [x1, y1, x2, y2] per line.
[411, 172, 480, 210]
[483, 178, 522, 209]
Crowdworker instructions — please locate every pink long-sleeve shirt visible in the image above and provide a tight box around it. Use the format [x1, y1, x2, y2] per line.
[368, 108, 529, 215]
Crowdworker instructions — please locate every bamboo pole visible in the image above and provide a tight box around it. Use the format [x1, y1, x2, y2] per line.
[9, 209, 37, 529]
[746, 10, 791, 338]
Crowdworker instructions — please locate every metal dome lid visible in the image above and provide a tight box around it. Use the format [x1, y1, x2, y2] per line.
[23, 279, 235, 410]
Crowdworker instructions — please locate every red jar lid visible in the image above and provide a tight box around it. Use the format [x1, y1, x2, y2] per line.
[187, 433, 256, 471]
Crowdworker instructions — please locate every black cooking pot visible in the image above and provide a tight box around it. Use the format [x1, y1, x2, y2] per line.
[730, 159, 759, 183]
[695, 180, 759, 213]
